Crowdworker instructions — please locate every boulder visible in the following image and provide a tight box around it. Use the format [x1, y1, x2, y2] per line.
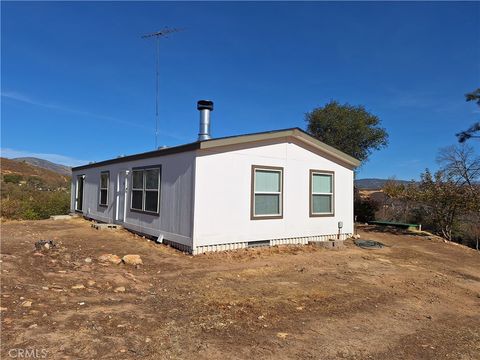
[122, 255, 143, 266]
[98, 254, 122, 265]
[34, 240, 56, 251]
[71, 284, 85, 290]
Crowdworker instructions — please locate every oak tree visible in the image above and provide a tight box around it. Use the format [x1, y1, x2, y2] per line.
[306, 101, 388, 164]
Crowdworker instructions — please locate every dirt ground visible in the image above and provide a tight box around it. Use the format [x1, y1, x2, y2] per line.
[1, 218, 479, 360]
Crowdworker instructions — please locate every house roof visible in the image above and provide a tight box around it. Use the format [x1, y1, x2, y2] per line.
[72, 127, 360, 171]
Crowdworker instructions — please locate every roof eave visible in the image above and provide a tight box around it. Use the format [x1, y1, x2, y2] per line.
[292, 129, 361, 168]
[200, 128, 360, 168]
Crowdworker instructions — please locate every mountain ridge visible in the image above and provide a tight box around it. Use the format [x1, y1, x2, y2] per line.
[12, 157, 72, 176]
[355, 178, 412, 190]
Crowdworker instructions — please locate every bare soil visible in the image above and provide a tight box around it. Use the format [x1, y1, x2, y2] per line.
[1, 219, 479, 359]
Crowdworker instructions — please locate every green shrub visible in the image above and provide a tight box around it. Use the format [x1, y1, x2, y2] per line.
[1, 182, 70, 220]
[3, 174, 23, 184]
[355, 198, 380, 223]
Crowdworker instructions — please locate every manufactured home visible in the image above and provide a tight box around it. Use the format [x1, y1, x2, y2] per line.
[71, 100, 360, 254]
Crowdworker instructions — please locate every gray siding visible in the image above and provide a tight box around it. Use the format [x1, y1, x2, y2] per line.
[71, 151, 196, 247]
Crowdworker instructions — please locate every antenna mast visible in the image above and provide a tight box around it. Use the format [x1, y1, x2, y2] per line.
[142, 27, 183, 148]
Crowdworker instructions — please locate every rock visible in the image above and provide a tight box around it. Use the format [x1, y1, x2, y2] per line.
[35, 240, 56, 251]
[114, 286, 126, 293]
[122, 255, 143, 266]
[84, 257, 92, 263]
[0, 307, 7, 311]
[145, 338, 151, 343]
[71, 284, 85, 290]
[50, 215, 72, 220]
[33, 252, 45, 257]
[98, 254, 122, 265]
[21, 301, 32, 307]
[41, 287, 49, 290]
[28, 324, 38, 329]
[124, 273, 137, 282]
[276, 332, 288, 339]
[87, 280, 96, 287]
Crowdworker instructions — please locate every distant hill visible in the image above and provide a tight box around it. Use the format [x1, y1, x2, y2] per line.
[355, 178, 411, 190]
[12, 157, 71, 176]
[1, 157, 70, 189]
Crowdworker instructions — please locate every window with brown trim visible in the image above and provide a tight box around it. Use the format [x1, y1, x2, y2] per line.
[131, 167, 161, 214]
[310, 170, 334, 217]
[251, 165, 283, 219]
[99, 171, 109, 206]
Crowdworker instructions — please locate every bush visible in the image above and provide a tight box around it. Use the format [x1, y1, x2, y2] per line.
[3, 174, 23, 184]
[1, 182, 70, 220]
[355, 198, 379, 223]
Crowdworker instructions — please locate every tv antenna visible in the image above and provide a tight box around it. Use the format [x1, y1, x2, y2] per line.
[142, 27, 184, 148]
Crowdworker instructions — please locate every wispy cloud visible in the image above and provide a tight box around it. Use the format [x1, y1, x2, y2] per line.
[1, 90, 150, 130]
[385, 88, 463, 113]
[1, 148, 90, 167]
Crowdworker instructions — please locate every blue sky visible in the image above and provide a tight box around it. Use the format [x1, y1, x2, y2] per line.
[1, 1, 479, 180]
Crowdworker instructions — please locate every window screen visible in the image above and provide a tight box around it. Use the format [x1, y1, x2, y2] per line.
[311, 172, 334, 215]
[252, 167, 283, 218]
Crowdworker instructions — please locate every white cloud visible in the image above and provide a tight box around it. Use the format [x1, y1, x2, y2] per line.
[1, 90, 150, 130]
[1, 148, 89, 167]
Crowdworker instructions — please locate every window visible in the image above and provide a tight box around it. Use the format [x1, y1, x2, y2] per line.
[310, 170, 334, 216]
[251, 165, 283, 219]
[131, 167, 160, 214]
[99, 172, 109, 206]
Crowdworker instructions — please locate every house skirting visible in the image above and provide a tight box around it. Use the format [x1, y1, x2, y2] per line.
[192, 233, 353, 255]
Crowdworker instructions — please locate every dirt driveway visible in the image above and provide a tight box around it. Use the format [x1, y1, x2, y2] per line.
[1, 218, 479, 359]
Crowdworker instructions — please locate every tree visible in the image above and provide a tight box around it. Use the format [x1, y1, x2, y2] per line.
[436, 144, 480, 187]
[306, 101, 388, 164]
[354, 197, 379, 223]
[414, 169, 466, 241]
[457, 88, 480, 143]
[382, 178, 417, 223]
[437, 144, 480, 250]
[385, 145, 480, 243]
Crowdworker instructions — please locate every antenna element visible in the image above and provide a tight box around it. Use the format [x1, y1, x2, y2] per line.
[142, 27, 184, 148]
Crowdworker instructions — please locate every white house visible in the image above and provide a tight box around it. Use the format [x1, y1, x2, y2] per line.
[71, 100, 360, 254]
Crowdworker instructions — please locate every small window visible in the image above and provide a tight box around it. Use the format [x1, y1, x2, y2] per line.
[310, 170, 334, 216]
[99, 172, 109, 206]
[131, 167, 160, 214]
[251, 165, 283, 219]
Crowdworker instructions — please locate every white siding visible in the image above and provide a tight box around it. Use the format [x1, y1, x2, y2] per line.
[71, 151, 196, 247]
[192, 139, 354, 249]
